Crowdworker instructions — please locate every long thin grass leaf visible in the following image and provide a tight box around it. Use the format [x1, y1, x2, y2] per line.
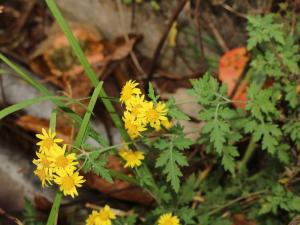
[0, 95, 83, 119]
[74, 82, 103, 147]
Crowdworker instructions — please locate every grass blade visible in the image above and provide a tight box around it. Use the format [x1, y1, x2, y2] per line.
[49, 109, 57, 132]
[74, 82, 103, 147]
[0, 95, 85, 119]
[46, 192, 62, 225]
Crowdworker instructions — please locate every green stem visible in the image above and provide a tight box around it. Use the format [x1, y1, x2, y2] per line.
[238, 137, 257, 172]
[46, 192, 62, 225]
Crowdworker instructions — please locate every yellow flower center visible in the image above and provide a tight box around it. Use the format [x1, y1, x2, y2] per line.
[56, 155, 68, 168]
[98, 211, 110, 221]
[43, 138, 54, 149]
[41, 157, 51, 167]
[131, 105, 142, 117]
[61, 176, 74, 191]
[146, 108, 158, 121]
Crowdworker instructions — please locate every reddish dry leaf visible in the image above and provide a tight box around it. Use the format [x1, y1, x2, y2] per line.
[34, 195, 52, 211]
[219, 47, 249, 108]
[232, 214, 256, 225]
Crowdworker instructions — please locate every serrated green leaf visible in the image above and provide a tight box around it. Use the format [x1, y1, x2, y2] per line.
[155, 141, 188, 192]
[173, 135, 193, 149]
[148, 82, 159, 102]
[167, 97, 190, 120]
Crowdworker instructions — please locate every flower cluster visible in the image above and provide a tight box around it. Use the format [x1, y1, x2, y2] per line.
[120, 80, 171, 139]
[86, 205, 116, 225]
[158, 213, 180, 225]
[119, 148, 145, 168]
[33, 128, 85, 198]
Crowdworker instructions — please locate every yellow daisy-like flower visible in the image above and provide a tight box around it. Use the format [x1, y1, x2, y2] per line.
[158, 213, 180, 225]
[125, 94, 147, 118]
[33, 152, 53, 175]
[123, 111, 146, 139]
[86, 210, 99, 225]
[120, 80, 141, 104]
[119, 149, 145, 168]
[86, 205, 116, 225]
[48, 144, 78, 173]
[140, 101, 168, 131]
[34, 168, 53, 187]
[54, 170, 85, 198]
[36, 128, 63, 153]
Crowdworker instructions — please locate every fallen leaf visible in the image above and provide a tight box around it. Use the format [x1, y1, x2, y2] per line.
[232, 214, 256, 225]
[219, 47, 249, 108]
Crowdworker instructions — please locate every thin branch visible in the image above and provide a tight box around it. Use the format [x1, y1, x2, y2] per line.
[146, 0, 189, 83]
[221, 3, 248, 19]
[195, 0, 205, 58]
[203, 12, 229, 52]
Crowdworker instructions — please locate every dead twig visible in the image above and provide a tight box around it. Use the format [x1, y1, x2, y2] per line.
[146, 0, 189, 83]
[116, 0, 147, 78]
[221, 3, 248, 19]
[203, 12, 229, 53]
[0, 208, 23, 225]
[195, 0, 205, 58]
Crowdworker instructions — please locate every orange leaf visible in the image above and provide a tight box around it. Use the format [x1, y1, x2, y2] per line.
[219, 47, 249, 108]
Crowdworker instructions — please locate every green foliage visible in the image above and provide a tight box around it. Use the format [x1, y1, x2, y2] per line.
[189, 74, 241, 173]
[114, 215, 137, 225]
[154, 126, 192, 192]
[148, 82, 160, 102]
[82, 151, 113, 183]
[259, 185, 300, 215]
[167, 97, 190, 120]
[177, 174, 197, 206]
[247, 14, 285, 50]
[283, 120, 300, 149]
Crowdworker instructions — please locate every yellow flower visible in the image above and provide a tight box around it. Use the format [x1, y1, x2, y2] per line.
[33, 152, 53, 175]
[54, 170, 85, 198]
[158, 213, 180, 225]
[125, 94, 147, 118]
[86, 205, 116, 225]
[140, 101, 168, 130]
[86, 210, 99, 225]
[36, 128, 63, 153]
[48, 144, 78, 173]
[162, 119, 172, 130]
[123, 111, 146, 139]
[119, 149, 145, 168]
[34, 168, 53, 187]
[120, 80, 141, 104]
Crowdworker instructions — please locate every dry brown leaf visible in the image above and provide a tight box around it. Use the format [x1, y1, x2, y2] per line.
[15, 115, 72, 143]
[232, 214, 256, 225]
